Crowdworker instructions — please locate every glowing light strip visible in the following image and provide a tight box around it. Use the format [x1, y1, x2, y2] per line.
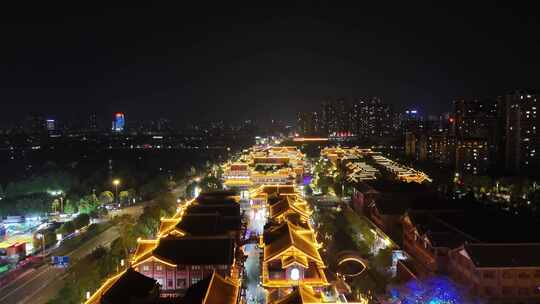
[292, 137, 329, 142]
[84, 269, 127, 304]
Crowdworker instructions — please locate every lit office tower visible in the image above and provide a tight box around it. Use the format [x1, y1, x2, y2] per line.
[46, 119, 56, 131]
[352, 97, 393, 138]
[112, 112, 125, 132]
[452, 98, 499, 171]
[335, 99, 352, 135]
[501, 90, 539, 173]
[320, 100, 337, 135]
[453, 98, 498, 139]
[297, 112, 318, 136]
[320, 99, 353, 136]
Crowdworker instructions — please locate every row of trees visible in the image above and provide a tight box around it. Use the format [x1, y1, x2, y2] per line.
[185, 175, 223, 198]
[311, 157, 353, 197]
[0, 174, 156, 217]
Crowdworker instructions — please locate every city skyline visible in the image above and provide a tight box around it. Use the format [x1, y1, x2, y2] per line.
[2, 4, 540, 304]
[1, 3, 538, 123]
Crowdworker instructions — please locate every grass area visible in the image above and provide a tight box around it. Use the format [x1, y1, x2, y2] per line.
[55, 222, 113, 257]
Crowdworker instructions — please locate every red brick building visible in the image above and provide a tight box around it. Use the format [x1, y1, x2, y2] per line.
[448, 243, 540, 302]
[132, 236, 236, 296]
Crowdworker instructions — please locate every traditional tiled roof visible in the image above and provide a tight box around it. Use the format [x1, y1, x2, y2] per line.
[271, 285, 323, 304]
[463, 243, 540, 268]
[132, 239, 158, 264]
[132, 237, 235, 267]
[185, 204, 241, 217]
[158, 218, 182, 237]
[264, 221, 323, 265]
[179, 271, 240, 304]
[85, 268, 157, 304]
[176, 213, 241, 236]
[269, 195, 311, 220]
[281, 254, 309, 268]
[282, 213, 311, 230]
[251, 185, 297, 196]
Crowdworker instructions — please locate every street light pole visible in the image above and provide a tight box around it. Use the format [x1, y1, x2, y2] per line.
[113, 179, 120, 205]
[115, 184, 118, 204]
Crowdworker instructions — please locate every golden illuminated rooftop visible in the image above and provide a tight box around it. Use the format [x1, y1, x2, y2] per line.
[131, 239, 160, 267]
[263, 221, 324, 266]
[251, 184, 299, 196]
[84, 268, 158, 304]
[269, 195, 312, 222]
[85, 270, 127, 304]
[201, 271, 240, 304]
[269, 284, 368, 304]
[270, 285, 323, 304]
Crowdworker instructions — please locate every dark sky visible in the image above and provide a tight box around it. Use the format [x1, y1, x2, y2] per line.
[0, 3, 538, 124]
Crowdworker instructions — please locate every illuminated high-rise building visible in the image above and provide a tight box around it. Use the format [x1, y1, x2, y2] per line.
[351, 97, 394, 138]
[112, 112, 125, 132]
[453, 98, 498, 139]
[45, 119, 56, 131]
[500, 90, 539, 173]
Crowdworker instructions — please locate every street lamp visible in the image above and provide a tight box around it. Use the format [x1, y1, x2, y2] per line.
[113, 179, 121, 205]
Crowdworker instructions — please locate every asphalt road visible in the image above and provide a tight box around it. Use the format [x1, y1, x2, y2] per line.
[0, 179, 195, 304]
[0, 225, 120, 304]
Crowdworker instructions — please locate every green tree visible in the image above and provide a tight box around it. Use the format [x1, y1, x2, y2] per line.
[200, 175, 222, 191]
[317, 176, 334, 194]
[73, 213, 90, 229]
[63, 199, 77, 214]
[78, 194, 100, 213]
[99, 191, 114, 205]
[136, 206, 161, 238]
[114, 214, 136, 258]
[155, 192, 176, 216]
[51, 198, 60, 213]
[373, 247, 393, 270]
[110, 237, 127, 260]
[57, 221, 76, 235]
[119, 190, 130, 205]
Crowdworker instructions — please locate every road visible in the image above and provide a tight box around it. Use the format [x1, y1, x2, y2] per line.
[0, 202, 151, 304]
[0, 224, 120, 304]
[244, 204, 266, 304]
[0, 177, 199, 304]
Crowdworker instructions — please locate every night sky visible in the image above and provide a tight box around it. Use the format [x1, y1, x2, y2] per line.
[0, 3, 538, 124]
